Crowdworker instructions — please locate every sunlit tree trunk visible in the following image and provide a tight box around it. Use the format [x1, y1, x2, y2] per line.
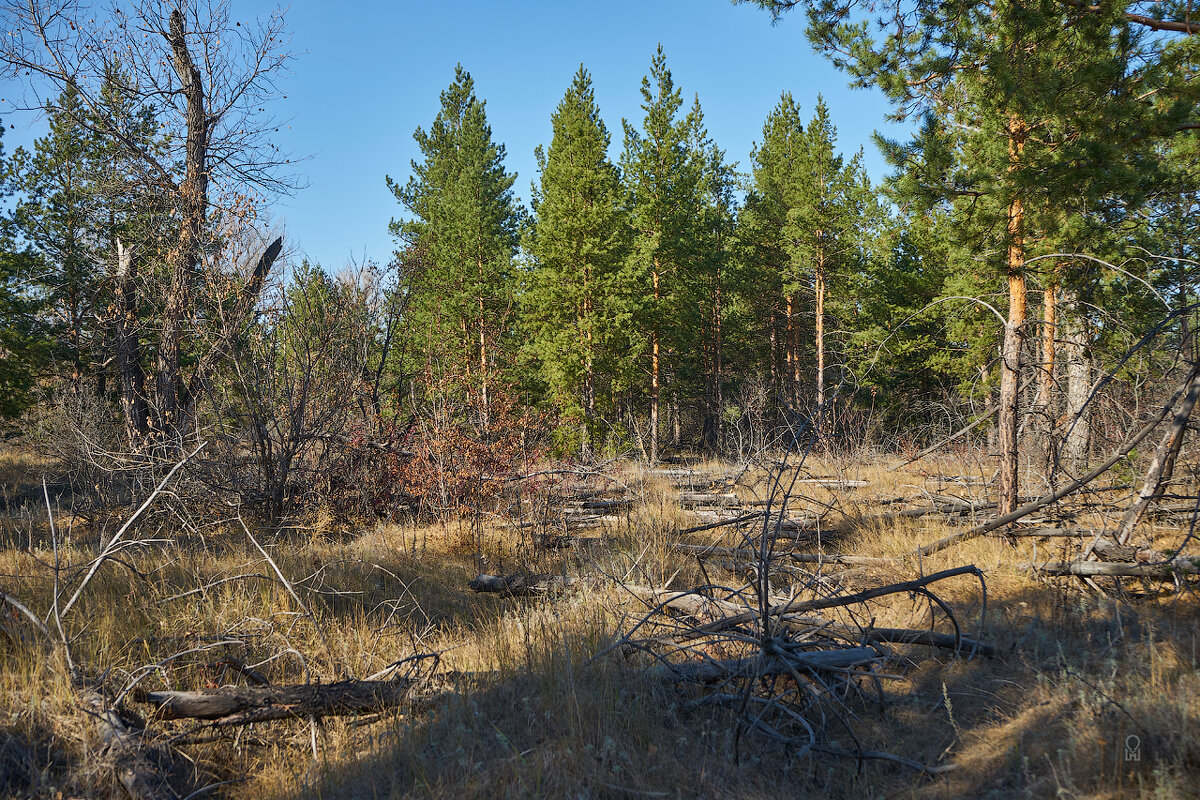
[997, 114, 1028, 519]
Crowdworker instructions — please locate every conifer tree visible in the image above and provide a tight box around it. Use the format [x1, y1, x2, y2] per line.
[691, 131, 739, 451]
[523, 66, 630, 458]
[743, 94, 873, 433]
[10, 87, 102, 393]
[620, 45, 704, 462]
[740, 93, 806, 406]
[743, 0, 1199, 513]
[388, 66, 520, 429]
[0, 121, 50, 418]
[786, 98, 874, 433]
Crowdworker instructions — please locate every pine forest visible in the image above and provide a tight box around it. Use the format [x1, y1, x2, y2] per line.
[0, 1, 1197, 797]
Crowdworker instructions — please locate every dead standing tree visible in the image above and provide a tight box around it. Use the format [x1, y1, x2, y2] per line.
[0, 0, 294, 450]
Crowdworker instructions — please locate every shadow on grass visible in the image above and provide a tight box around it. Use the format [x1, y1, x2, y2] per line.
[262, 573, 1200, 800]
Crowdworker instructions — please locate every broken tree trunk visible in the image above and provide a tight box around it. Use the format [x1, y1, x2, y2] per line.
[86, 691, 176, 800]
[143, 679, 418, 726]
[1111, 362, 1200, 546]
[1061, 289, 1092, 474]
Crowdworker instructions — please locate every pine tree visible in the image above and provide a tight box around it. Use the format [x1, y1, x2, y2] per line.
[743, 94, 873, 434]
[0, 120, 50, 418]
[691, 133, 739, 451]
[620, 45, 705, 462]
[388, 66, 520, 429]
[784, 97, 873, 434]
[745, 0, 1200, 513]
[523, 66, 629, 458]
[11, 86, 107, 394]
[12, 82, 168, 438]
[740, 93, 805, 408]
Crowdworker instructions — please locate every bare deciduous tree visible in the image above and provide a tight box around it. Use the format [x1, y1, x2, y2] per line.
[1, 0, 295, 447]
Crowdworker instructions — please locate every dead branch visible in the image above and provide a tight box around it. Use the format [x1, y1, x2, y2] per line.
[626, 586, 995, 657]
[648, 648, 881, 684]
[60, 443, 206, 619]
[626, 565, 983, 643]
[915, 374, 1198, 557]
[0, 587, 51, 641]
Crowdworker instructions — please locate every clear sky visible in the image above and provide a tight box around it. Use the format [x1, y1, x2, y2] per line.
[3, 0, 911, 271]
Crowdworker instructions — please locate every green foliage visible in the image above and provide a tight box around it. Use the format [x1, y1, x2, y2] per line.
[10, 83, 165, 394]
[0, 122, 51, 418]
[619, 46, 707, 376]
[522, 66, 631, 453]
[387, 66, 521, 416]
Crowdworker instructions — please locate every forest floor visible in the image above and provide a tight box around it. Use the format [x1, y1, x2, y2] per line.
[1, 444, 1198, 799]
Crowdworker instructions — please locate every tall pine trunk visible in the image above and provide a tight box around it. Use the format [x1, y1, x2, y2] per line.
[478, 288, 489, 430]
[650, 258, 661, 464]
[998, 114, 1027, 519]
[582, 290, 595, 461]
[814, 246, 826, 438]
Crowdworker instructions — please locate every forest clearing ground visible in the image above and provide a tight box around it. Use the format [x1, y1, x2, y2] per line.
[0, 447, 1198, 799]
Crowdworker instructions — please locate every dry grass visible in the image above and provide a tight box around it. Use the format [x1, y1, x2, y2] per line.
[0, 448, 1198, 799]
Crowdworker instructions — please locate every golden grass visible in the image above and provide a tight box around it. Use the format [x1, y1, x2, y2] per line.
[0, 450, 1197, 798]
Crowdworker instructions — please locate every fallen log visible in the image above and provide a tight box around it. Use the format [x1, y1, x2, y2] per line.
[862, 499, 997, 526]
[1091, 538, 1159, 562]
[790, 479, 868, 489]
[468, 573, 579, 596]
[667, 543, 894, 567]
[572, 498, 633, 511]
[678, 511, 766, 535]
[143, 678, 418, 726]
[679, 492, 740, 508]
[1002, 527, 1092, 537]
[1021, 559, 1200, 578]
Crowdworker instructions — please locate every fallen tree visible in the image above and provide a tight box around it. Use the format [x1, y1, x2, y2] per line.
[142, 678, 420, 726]
[468, 573, 579, 596]
[1021, 559, 1200, 579]
[667, 542, 895, 567]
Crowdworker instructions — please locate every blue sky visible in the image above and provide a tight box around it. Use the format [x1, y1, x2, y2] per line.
[3, 0, 911, 270]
